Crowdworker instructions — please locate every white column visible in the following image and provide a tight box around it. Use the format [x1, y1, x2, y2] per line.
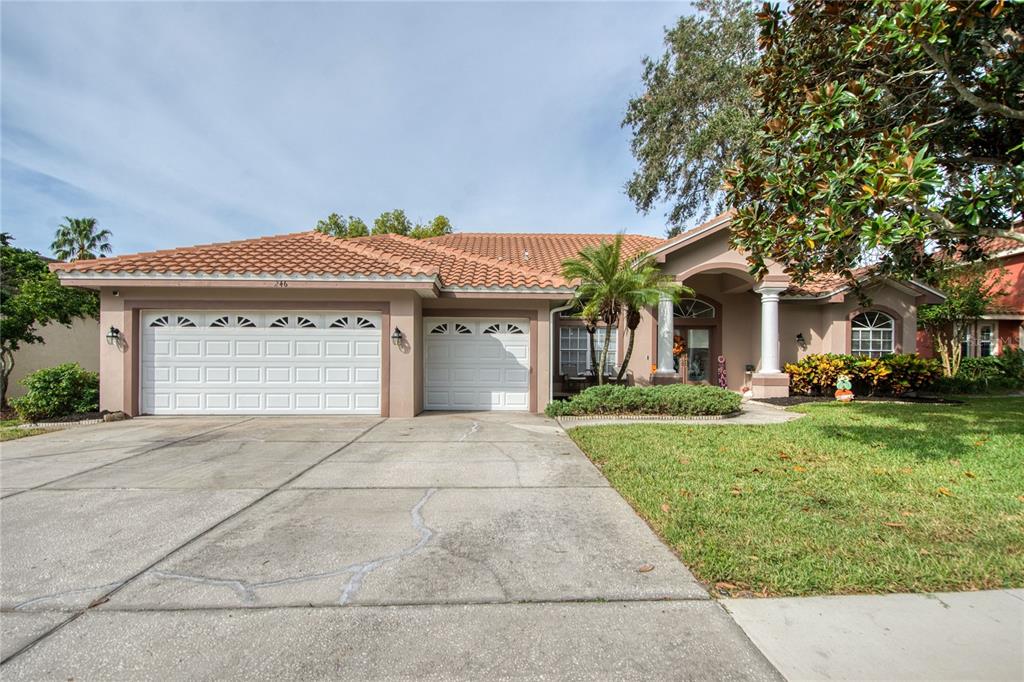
[656, 293, 675, 374]
[756, 287, 785, 374]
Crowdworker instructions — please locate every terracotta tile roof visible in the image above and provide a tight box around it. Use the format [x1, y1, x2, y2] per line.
[51, 231, 573, 289]
[975, 222, 1024, 258]
[50, 232, 438, 279]
[427, 233, 664, 275]
[784, 270, 868, 297]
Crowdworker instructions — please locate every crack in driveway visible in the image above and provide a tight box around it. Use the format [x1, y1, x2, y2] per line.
[146, 487, 439, 607]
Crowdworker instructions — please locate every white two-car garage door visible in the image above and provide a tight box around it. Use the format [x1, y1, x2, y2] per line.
[424, 317, 530, 411]
[141, 311, 381, 415]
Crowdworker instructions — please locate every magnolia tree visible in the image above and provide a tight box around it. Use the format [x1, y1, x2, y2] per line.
[726, 0, 1023, 285]
[918, 261, 1008, 376]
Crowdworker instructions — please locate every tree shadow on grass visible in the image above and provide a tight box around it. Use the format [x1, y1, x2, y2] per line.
[800, 402, 1023, 460]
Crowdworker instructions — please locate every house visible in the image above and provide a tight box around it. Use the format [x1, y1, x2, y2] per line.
[916, 224, 1024, 358]
[51, 212, 943, 417]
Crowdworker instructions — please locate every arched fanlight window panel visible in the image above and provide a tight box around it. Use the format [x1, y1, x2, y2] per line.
[355, 316, 377, 330]
[430, 323, 450, 335]
[210, 316, 231, 328]
[674, 298, 715, 318]
[269, 316, 290, 328]
[851, 311, 895, 357]
[296, 316, 317, 329]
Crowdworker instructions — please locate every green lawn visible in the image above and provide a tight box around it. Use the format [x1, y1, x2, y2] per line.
[570, 397, 1024, 597]
[0, 427, 47, 441]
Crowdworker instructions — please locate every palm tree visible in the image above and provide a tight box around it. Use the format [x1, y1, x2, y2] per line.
[51, 217, 112, 261]
[616, 259, 690, 381]
[562, 234, 689, 385]
[562, 236, 629, 385]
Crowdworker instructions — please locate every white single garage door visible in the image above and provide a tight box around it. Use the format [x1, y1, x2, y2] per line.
[424, 317, 530, 411]
[141, 311, 381, 415]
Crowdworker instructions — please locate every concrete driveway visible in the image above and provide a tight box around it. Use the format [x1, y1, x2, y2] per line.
[1, 413, 778, 680]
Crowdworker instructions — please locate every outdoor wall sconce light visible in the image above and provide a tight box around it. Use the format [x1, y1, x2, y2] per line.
[391, 327, 404, 347]
[795, 332, 808, 350]
[106, 326, 122, 345]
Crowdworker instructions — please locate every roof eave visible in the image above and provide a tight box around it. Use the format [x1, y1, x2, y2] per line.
[54, 270, 444, 292]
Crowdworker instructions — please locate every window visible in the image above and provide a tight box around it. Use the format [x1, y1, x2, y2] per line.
[979, 324, 993, 357]
[559, 326, 617, 376]
[851, 311, 895, 357]
[675, 298, 715, 318]
[269, 317, 289, 328]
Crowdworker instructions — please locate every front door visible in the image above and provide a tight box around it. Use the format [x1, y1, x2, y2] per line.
[684, 328, 712, 383]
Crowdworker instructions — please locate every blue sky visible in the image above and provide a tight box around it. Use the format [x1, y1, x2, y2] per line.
[2, 1, 690, 256]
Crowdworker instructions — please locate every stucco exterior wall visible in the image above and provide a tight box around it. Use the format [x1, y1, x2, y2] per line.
[7, 317, 100, 399]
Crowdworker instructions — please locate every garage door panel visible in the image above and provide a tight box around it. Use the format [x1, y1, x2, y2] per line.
[204, 340, 232, 357]
[174, 367, 201, 383]
[142, 311, 381, 415]
[205, 367, 232, 383]
[265, 394, 292, 410]
[235, 367, 262, 383]
[325, 367, 352, 384]
[424, 317, 530, 411]
[174, 340, 202, 357]
[265, 341, 292, 357]
[295, 341, 321, 357]
[325, 394, 351, 410]
[325, 341, 351, 358]
[236, 394, 261, 410]
[205, 394, 231, 410]
[294, 394, 321, 410]
[294, 367, 321, 383]
[174, 393, 202, 410]
[235, 340, 262, 357]
[265, 366, 292, 383]
[354, 367, 379, 383]
[354, 341, 379, 357]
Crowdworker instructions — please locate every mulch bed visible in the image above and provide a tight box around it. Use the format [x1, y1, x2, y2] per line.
[759, 395, 963, 406]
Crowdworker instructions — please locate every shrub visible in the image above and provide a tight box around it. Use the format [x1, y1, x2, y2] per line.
[785, 354, 942, 396]
[930, 350, 1024, 394]
[545, 383, 740, 417]
[11, 363, 99, 422]
[994, 347, 1024, 382]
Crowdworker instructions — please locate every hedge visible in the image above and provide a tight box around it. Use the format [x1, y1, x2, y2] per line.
[11, 363, 100, 423]
[785, 353, 942, 397]
[545, 384, 741, 418]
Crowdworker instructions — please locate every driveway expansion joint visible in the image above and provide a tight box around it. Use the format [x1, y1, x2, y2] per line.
[0, 418, 384, 667]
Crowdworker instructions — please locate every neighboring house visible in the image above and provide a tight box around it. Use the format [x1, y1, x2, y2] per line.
[917, 225, 1024, 359]
[6, 317, 101, 399]
[51, 212, 943, 416]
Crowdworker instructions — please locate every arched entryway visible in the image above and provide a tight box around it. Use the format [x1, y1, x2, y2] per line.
[672, 296, 723, 384]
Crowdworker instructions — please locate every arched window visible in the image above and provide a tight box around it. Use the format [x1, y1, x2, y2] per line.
[674, 298, 715, 319]
[851, 311, 895, 357]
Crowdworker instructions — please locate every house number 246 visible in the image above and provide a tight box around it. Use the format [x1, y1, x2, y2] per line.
[274, 280, 288, 288]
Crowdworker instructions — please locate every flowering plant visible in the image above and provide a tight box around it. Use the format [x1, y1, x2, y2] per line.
[672, 334, 685, 357]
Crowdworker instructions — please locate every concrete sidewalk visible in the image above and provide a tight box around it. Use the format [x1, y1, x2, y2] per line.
[724, 589, 1024, 681]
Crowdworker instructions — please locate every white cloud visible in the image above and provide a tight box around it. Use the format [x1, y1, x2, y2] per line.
[1, 1, 689, 255]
